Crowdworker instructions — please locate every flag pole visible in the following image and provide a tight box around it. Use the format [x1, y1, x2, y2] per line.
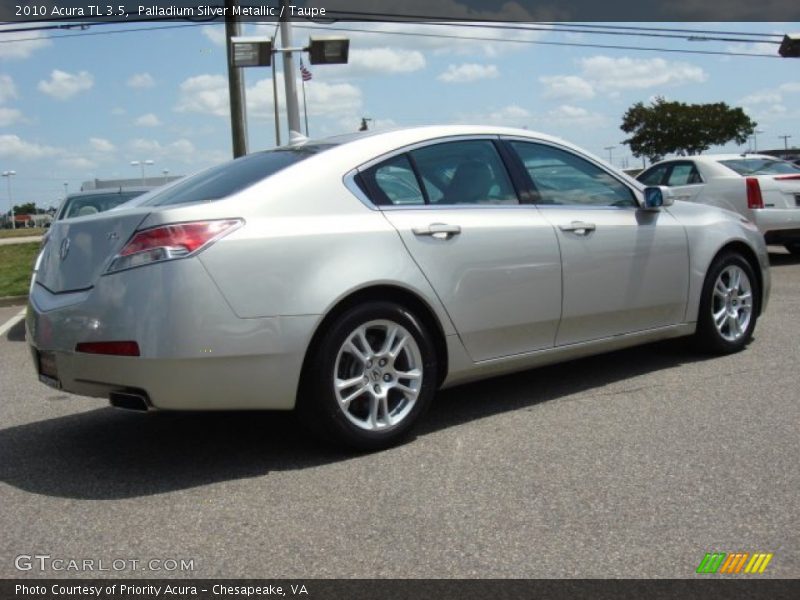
[301, 76, 309, 136]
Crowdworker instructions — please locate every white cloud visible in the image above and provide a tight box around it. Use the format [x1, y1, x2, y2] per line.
[0, 107, 23, 126]
[127, 73, 156, 89]
[111, 107, 127, 116]
[201, 25, 227, 47]
[578, 56, 707, 91]
[58, 157, 97, 170]
[0, 25, 51, 60]
[176, 72, 363, 121]
[739, 91, 782, 105]
[0, 74, 17, 103]
[38, 70, 94, 100]
[175, 74, 230, 117]
[89, 137, 115, 152]
[0, 134, 61, 160]
[779, 82, 800, 94]
[346, 48, 426, 75]
[546, 105, 608, 127]
[128, 138, 197, 164]
[135, 113, 162, 127]
[438, 63, 499, 83]
[539, 75, 595, 101]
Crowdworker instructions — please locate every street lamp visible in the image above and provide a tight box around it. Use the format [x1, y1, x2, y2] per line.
[63, 182, 68, 197]
[751, 129, 764, 153]
[604, 145, 616, 166]
[131, 160, 154, 185]
[2, 170, 16, 230]
[230, 10, 350, 143]
[162, 169, 170, 184]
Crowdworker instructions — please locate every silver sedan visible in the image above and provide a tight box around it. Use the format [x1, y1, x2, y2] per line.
[27, 126, 770, 449]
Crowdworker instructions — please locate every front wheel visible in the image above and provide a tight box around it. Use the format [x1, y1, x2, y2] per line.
[694, 252, 759, 354]
[297, 302, 438, 450]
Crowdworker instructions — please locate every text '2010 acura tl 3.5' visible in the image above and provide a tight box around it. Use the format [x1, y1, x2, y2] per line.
[27, 126, 771, 449]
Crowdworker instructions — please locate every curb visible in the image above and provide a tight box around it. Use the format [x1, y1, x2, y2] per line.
[0, 295, 27, 307]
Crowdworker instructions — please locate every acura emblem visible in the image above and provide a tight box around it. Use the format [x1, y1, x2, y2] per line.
[59, 238, 71, 260]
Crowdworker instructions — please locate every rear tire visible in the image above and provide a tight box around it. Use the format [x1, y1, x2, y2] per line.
[694, 252, 759, 354]
[297, 301, 438, 451]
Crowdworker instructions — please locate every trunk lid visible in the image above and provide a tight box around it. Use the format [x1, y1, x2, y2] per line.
[35, 209, 151, 293]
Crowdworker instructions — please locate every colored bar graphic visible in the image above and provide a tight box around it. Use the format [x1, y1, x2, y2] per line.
[697, 552, 773, 574]
[720, 552, 749, 574]
[744, 553, 774, 574]
[697, 553, 726, 574]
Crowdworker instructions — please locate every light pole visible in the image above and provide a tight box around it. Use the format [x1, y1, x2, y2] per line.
[162, 169, 170, 184]
[2, 170, 16, 230]
[131, 160, 154, 185]
[779, 135, 792, 151]
[752, 129, 764, 153]
[63, 182, 68, 197]
[604, 145, 615, 166]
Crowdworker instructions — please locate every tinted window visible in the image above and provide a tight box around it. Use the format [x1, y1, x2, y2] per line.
[360, 154, 424, 206]
[60, 191, 144, 220]
[718, 158, 800, 176]
[511, 142, 636, 207]
[666, 163, 703, 186]
[410, 141, 518, 205]
[142, 145, 334, 207]
[638, 164, 668, 186]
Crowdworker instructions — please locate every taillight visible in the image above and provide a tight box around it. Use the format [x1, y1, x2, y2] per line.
[745, 178, 764, 209]
[774, 174, 800, 181]
[76, 341, 140, 356]
[107, 219, 242, 273]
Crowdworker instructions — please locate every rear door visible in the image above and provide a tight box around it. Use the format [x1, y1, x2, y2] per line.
[356, 138, 562, 362]
[506, 139, 689, 346]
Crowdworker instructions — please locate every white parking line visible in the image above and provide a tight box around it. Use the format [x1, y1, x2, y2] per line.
[0, 308, 26, 338]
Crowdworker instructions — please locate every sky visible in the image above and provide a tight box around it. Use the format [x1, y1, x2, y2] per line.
[1, 18, 799, 209]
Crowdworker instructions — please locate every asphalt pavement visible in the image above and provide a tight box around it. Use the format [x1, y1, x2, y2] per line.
[1, 252, 798, 579]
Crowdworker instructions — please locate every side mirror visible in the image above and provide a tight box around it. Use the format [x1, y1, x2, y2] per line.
[643, 186, 674, 210]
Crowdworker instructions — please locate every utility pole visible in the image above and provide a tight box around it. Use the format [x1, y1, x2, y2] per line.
[779, 135, 792, 150]
[604, 145, 615, 166]
[225, 0, 248, 157]
[280, 0, 302, 138]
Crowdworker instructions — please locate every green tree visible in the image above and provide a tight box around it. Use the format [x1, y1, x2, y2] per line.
[12, 202, 37, 215]
[621, 97, 757, 162]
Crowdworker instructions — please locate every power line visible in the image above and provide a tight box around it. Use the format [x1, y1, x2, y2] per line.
[293, 24, 782, 58]
[0, 20, 783, 58]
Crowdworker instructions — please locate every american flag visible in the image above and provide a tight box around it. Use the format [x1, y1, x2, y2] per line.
[300, 61, 313, 82]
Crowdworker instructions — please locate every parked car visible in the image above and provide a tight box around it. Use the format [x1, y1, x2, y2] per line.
[54, 187, 155, 221]
[27, 126, 770, 449]
[637, 154, 800, 254]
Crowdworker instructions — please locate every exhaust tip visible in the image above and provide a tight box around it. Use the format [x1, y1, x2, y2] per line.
[109, 390, 150, 412]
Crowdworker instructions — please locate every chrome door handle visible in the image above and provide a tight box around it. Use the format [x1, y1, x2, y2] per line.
[559, 221, 596, 236]
[412, 223, 462, 240]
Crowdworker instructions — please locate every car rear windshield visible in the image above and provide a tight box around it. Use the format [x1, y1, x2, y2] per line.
[718, 158, 800, 176]
[141, 144, 337, 207]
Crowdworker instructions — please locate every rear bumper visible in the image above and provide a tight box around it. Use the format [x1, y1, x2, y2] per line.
[26, 259, 318, 410]
[752, 210, 800, 241]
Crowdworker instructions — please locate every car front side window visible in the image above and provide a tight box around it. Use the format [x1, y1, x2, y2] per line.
[510, 141, 636, 207]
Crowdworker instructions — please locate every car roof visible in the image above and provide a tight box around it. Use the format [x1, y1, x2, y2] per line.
[650, 154, 780, 165]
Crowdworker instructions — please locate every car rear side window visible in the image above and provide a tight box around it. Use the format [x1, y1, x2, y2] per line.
[637, 164, 669, 186]
[666, 163, 703, 186]
[510, 141, 636, 207]
[142, 145, 334, 207]
[409, 140, 518, 205]
[359, 154, 425, 206]
[718, 158, 800, 176]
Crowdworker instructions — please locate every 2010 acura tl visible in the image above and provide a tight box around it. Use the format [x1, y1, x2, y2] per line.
[27, 126, 770, 449]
